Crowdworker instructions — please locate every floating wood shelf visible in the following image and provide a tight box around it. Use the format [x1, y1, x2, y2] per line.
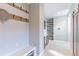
[9, 14, 29, 22]
[7, 3, 29, 22]
[7, 3, 29, 14]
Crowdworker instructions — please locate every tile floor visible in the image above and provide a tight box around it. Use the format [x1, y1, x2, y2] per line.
[42, 40, 73, 56]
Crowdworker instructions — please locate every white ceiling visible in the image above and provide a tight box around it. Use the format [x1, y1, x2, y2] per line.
[44, 3, 73, 18]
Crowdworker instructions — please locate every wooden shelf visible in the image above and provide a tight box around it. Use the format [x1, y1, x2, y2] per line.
[9, 14, 29, 22]
[7, 3, 29, 22]
[8, 3, 29, 14]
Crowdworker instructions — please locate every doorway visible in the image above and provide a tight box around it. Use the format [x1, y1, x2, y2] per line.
[43, 3, 73, 56]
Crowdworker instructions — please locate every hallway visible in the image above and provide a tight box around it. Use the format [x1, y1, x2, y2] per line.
[43, 3, 74, 56]
[0, 3, 79, 56]
[42, 40, 73, 56]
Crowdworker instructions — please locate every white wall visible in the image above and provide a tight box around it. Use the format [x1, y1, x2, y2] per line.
[53, 16, 68, 41]
[29, 4, 40, 55]
[0, 3, 29, 55]
[29, 3, 44, 55]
